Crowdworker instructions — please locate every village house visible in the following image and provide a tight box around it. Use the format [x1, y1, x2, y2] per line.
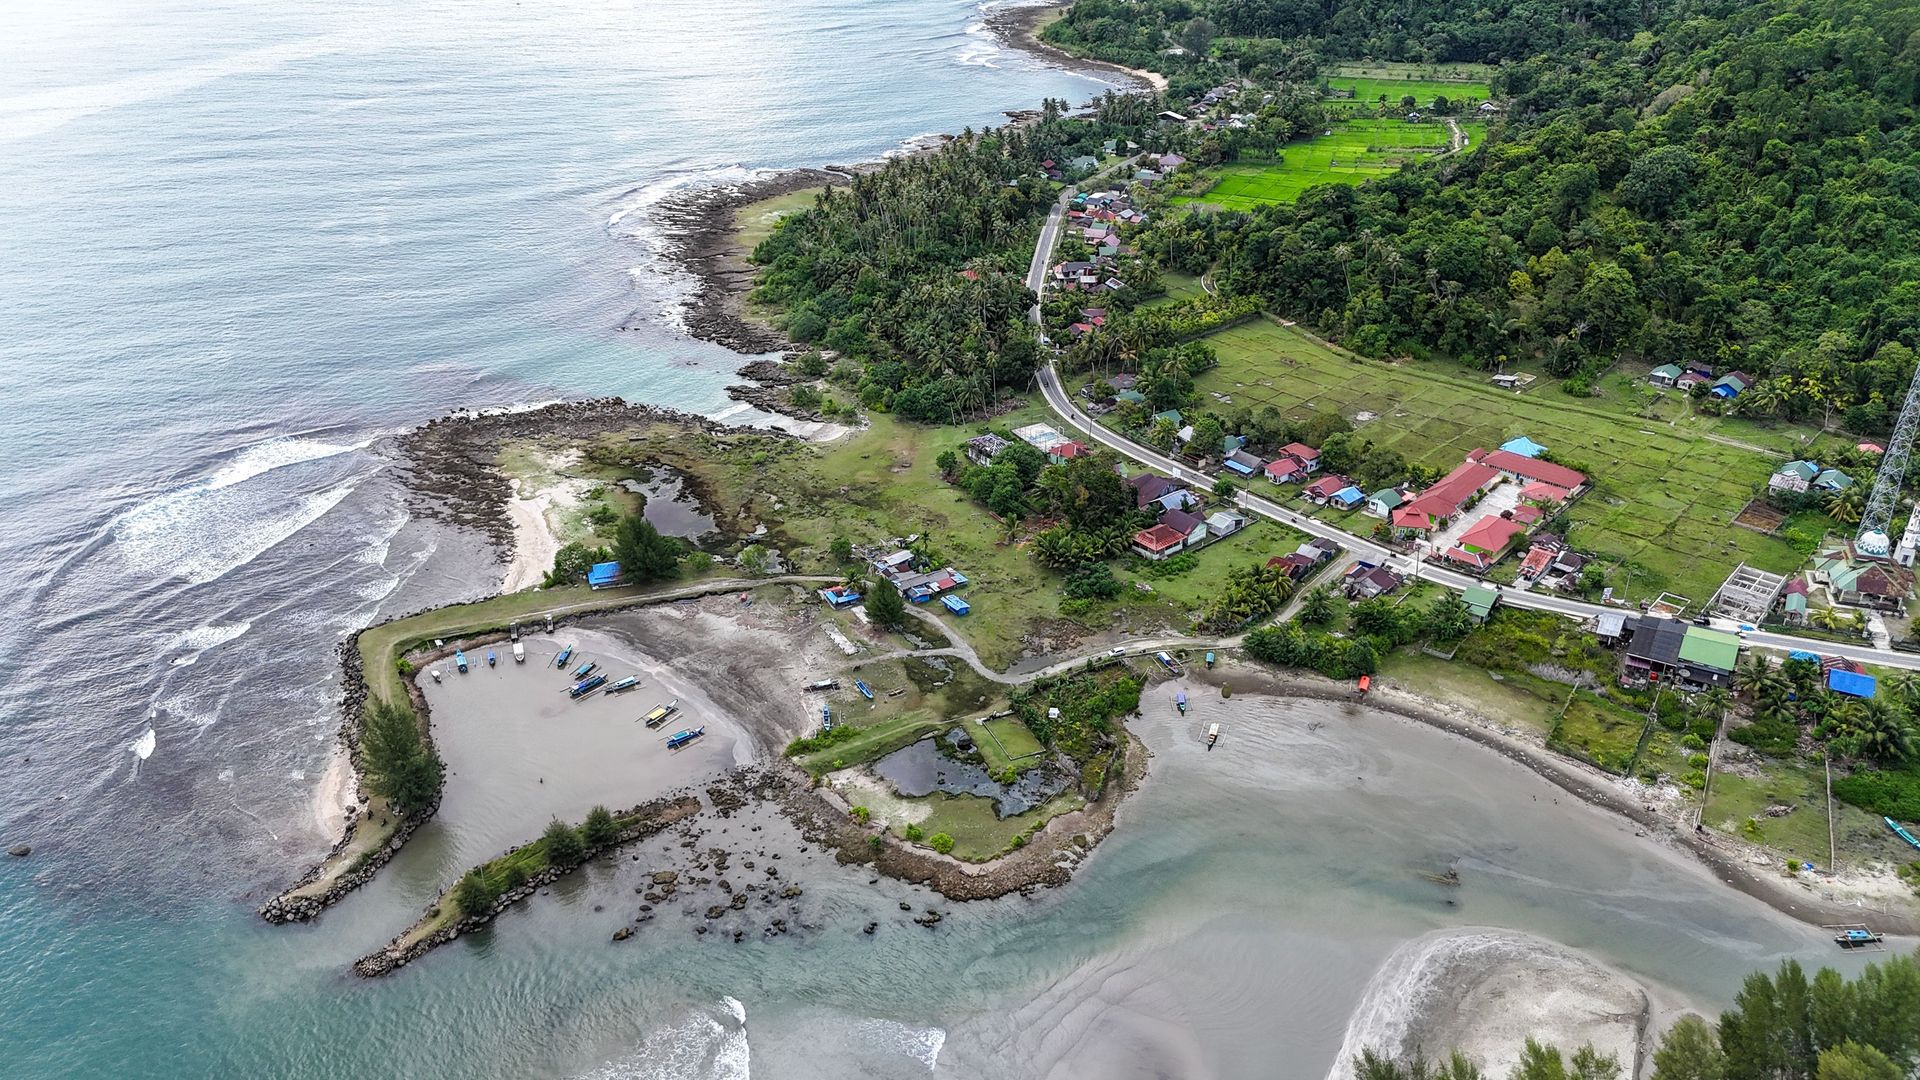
[1267, 553, 1316, 581]
[1131, 524, 1188, 561]
[1128, 473, 1196, 513]
[1279, 443, 1321, 472]
[964, 433, 1009, 467]
[1343, 561, 1404, 600]
[1222, 448, 1266, 477]
[1813, 467, 1854, 492]
[1303, 474, 1355, 505]
[1264, 455, 1309, 484]
[1779, 577, 1811, 625]
[1622, 617, 1739, 690]
[1769, 460, 1817, 494]
[816, 585, 861, 609]
[1329, 485, 1365, 510]
[892, 567, 968, 602]
[1206, 510, 1248, 538]
[1048, 440, 1088, 464]
[1711, 371, 1753, 399]
[1675, 370, 1711, 392]
[1159, 507, 1210, 549]
[1461, 583, 1500, 624]
[1517, 543, 1556, 581]
[1648, 364, 1682, 387]
[1364, 487, 1407, 519]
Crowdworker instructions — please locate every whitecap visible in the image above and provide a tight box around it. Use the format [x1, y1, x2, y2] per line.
[854, 1018, 946, 1071]
[129, 728, 156, 761]
[167, 620, 253, 666]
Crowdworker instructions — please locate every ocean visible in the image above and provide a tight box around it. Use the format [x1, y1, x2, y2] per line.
[0, 2, 1837, 1077]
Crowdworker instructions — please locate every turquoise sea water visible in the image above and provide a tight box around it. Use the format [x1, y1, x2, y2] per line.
[0, 3, 1846, 1077]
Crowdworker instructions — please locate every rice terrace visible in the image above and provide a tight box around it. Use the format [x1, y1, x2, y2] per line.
[1171, 119, 1486, 211]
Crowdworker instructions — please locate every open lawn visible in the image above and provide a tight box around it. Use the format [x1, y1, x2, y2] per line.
[974, 714, 1046, 774]
[898, 790, 1084, 862]
[733, 186, 826, 255]
[1172, 120, 1484, 211]
[1325, 61, 1497, 82]
[1192, 319, 1829, 605]
[1701, 759, 1914, 870]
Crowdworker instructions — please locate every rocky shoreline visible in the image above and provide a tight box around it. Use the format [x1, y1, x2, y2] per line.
[398, 397, 793, 558]
[982, 0, 1167, 94]
[353, 794, 703, 977]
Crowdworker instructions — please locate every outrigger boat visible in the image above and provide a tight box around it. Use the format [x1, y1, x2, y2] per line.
[642, 699, 679, 728]
[821, 704, 833, 732]
[1836, 927, 1884, 948]
[605, 675, 640, 694]
[486, 650, 496, 668]
[568, 673, 607, 699]
[856, 680, 873, 701]
[555, 644, 574, 668]
[454, 650, 469, 673]
[1889, 816, 1920, 852]
[1205, 723, 1220, 751]
[1155, 651, 1183, 676]
[572, 661, 597, 679]
[1175, 691, 1188, 715]
[665, 726, 706, 750]
[1204, 651, 1215, 669]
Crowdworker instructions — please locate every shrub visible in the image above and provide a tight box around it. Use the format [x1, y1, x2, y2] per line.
[582, 805, 618, 847]
[850, 805, 871, 824]
[1681, 770, 1707, 791]
[1730, 716, 1799, 757]
[453, 871, 498, 917]
[868, 834, 884, 851]
[903, 823, 925, 842]
[396, 658, 415, 676]
[928, 832, 955, 855]
[786, 724, 864, 755]
[829, 536, 854, 563]
[1063, 562, 1123, 601]
[542, 818, 586, 867]
[1832, 765, 1920, 821]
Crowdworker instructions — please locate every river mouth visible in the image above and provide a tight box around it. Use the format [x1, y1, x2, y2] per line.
[868, 730, 1068, 817]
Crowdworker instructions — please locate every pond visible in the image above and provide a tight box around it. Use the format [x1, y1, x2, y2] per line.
[619, 469, 716, 540]
[868, 729, 1068, 817]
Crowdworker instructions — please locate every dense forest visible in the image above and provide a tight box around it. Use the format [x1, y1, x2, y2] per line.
[749, 94, 1164, 422]
[1057, 0, 1920, 428]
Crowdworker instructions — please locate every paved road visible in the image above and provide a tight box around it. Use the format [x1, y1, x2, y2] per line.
[1021, 182, 1920, 673]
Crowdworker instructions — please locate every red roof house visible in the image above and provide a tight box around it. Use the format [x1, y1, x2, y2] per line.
[1279, 442, 1320, 465]
[1304, 474, 1352, 501]
[1265, 456, 1306, 482]
[1468, 448, 1586, 491]
[1393, 461, 1499, 531]
[1519, 481, 1571, 505]
[1518, 545, 1555, 579]
[1132, 524, 1187, 559]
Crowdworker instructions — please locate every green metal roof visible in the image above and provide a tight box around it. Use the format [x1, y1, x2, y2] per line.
[1784, 593, 1808, 612]
[1777, 460, 1817, 480]
[1650, 364, 1682, 379]
[1369, 488, 1404, 509]
[1678, 626, 1741, 672]
[1461, 584, 1499, 617]
[1815, 468, 1854, 490]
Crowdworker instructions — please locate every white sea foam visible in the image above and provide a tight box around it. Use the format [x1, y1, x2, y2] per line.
[854, 1019, 946, 1071]
[208, 436, 365, 489]
[574, 1001, 748, 1080]
[605, 164, 776, 230]
[167, 621, 253, 666]
[115, 480, 357, 585]
[129, 728, 156, 761]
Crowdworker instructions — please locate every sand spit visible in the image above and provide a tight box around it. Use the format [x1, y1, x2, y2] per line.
[985, 0, 1170, 94]
[1329, 928, 1650, 1079]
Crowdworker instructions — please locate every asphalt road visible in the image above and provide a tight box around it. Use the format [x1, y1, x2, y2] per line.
[1021, 181, 1920, 673]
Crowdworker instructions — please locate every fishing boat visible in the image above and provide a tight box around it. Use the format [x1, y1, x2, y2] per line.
[572, 661, 597, 679]
[429, 669, 442, 683]
[569, 673, 608, 699]
[1888, 816, 1920, 852]
[605, 675, 640, 694]
[455, 650, 469, 673]
[821, 704, 833, 732]
[1835, 927, 1883, 948]
[665, 726, 706, 750]
[512, 642, 525, 663]
[1205, 723, 1220, 751]
[856, 680, 873, 701]
[643, 700, 679, 727]
[1155, 651, 1184, 676]
[804, 679, 839, 692]
[486, 650, 496, 668]
[1204, 651, 1215, 669]
[1175, 691, 1187, 714]
[555, 644, 574, 668]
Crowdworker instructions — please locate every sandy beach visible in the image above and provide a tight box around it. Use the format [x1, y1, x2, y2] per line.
[499, 476, 571, 593]
[311, 742, 357, 839]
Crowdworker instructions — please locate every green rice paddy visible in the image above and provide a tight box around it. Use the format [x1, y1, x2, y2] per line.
[1171, 120, 1485, 211]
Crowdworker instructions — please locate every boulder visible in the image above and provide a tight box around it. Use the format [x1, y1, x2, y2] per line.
[8, 845, 30, 858]
[611, 927, 634, 942]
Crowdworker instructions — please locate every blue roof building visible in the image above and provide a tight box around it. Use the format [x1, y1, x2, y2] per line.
[1331, 485, 1365, 509]
[1827, 669, 1877, 699]
[1500, 436, 1547, 458]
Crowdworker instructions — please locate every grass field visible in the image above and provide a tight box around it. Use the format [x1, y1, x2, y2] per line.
[901, 789, 1084, 861]
[975, 715, 1046, 774]
[733, 186, 825, 255]
[1192, 319, 1828, 604]
[1325, 61, 1497, 82]
[1324, 78, 1493, 110]
[1172, 120, 1484, 211]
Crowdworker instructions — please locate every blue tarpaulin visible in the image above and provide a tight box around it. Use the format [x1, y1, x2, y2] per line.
[1827, 669, 1877, 699]
[588, 561, 626, 589]
[1788, 650, 1821, 662]
[1500, 436, 1547, 458]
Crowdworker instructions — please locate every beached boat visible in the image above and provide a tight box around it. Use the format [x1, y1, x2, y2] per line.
[804, 679, 839, 692]
[1888, 816, 1920, 852]
[555, 644, 574, 668]
[1155, 651, 1183, 676]
[821, 704, 833, 732]
[486, 650, 496, 668]
[665, 726, 706, 750]
[1205, 722, 1220, 751]
[1836, 928, 1883, 948]
[856, 680, 873, 701]
[605, 675, 639, 694]
[569, 673, 607, 699]
[572, 661, 597, 679]
[1175, 691, 1187, 714]
[643, 700, 679, 727]
[512, 642, 525, 663]
[455, 650, 469, 673]
[1204, 651, 1215, 669]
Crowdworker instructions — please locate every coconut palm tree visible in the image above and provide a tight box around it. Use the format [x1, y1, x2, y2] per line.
[1825, 483, 1866, 525]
